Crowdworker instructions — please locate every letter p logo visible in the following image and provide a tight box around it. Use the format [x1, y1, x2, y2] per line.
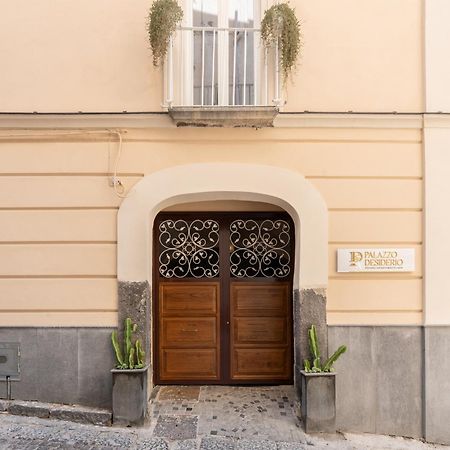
[350, 251, 363, 266]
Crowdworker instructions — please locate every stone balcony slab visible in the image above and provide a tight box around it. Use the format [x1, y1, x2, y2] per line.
[168, 106, 278, 128]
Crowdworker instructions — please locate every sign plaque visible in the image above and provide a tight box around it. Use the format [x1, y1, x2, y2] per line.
[337, 248, 415, 273]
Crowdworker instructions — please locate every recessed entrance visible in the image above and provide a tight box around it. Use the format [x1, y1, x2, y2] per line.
[153, 211, 294, 385]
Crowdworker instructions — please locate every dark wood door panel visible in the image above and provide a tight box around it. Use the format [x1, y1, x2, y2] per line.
[230, 280, 292, 382]
[159, 348, 219, 381]
[157, 281, 220, 383]
[160, 283, 218, 316]
[231, 283, 290, 316]
[234, 317, 287, 345]
[161, 318, 217, 347]
[232, 348, 290, 380]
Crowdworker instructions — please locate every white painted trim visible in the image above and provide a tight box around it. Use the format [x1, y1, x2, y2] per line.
[423, 114, 450, 128]
[117, 163, 328, 290]
[425, 0, 450, 112]
[217, 0, 229, 106]
[0, 113, 424, 130]
[424, 125, 450, 325]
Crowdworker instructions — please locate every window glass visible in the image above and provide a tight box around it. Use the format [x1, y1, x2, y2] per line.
[192, 0, 257, 106]
[193, 0, 219, 105]
[228, 0, 254, 28]
[228, 0, 255, 105]
[193, 0, 218, 27]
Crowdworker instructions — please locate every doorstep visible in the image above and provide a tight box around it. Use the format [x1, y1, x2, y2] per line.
[0, 398, 111, 426]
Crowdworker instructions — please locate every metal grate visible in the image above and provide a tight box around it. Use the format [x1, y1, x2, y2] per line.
[229, 219, 292, 278]
[158, 219, 220, 278]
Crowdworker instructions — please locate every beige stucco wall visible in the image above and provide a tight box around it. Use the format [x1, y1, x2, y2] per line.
[0, 0, 423, 113]
[0, 117, 423, 326]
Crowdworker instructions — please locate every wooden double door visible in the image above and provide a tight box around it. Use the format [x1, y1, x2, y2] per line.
[154, 212, 294, 385]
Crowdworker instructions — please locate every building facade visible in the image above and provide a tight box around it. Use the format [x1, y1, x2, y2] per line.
[0, 0, 449, 445]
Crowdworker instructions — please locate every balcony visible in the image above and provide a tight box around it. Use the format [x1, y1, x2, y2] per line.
[163, 26, 282, 127]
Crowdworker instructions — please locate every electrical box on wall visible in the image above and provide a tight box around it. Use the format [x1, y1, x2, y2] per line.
[0, 343, 20, 381]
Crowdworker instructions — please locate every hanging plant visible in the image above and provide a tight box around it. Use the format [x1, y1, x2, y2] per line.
[147, 0, 183, 67]
[261, 2, 302, 83]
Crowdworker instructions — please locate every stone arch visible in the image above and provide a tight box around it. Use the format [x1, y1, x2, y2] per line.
[117, 163, 329, 387]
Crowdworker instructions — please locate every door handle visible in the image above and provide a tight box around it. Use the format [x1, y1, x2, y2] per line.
[181, 329, 198, 332]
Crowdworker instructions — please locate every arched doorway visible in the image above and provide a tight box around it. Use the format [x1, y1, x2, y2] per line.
[153, 208, 295, 384]
[117, 163, 328, 390]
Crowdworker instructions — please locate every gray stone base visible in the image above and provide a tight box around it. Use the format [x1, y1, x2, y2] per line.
[424, 326, 450, 445]
[117, 280, 150, 355]
[1, 321, 448, 445]
[295, 289, 328, 366]
[294, 288, 328, 395]
[0, 327, 115, 408]
[328, 326, 423, 439]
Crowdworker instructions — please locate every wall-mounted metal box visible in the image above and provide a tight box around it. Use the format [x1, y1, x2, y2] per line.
[0, 343, 20, 381]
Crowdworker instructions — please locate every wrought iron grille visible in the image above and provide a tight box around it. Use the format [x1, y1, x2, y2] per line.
[158, 219, 220, 278]
[229, 219, 291, 278]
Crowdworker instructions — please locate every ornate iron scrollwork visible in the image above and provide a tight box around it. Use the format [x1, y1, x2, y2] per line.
[159, 219, 220, 278]
[230, 219, 291, 278]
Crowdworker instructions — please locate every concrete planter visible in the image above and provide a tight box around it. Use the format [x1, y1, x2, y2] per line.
[300, 370, 336, 433]
[111, 365, 149, 426]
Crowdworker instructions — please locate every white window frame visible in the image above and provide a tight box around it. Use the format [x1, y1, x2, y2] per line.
[180, 0, 263, 106]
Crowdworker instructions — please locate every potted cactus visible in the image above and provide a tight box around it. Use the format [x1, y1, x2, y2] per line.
[111, 318, 148, 426]
[300, 325, 347, 433]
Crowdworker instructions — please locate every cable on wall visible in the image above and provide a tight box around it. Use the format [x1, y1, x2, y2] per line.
[108, 129, 131, 199]
[0, 128, 131, 199]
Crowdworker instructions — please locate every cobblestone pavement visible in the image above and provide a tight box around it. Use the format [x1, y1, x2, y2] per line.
[0, 386, 447, 450]
[149, 385, 304, 442]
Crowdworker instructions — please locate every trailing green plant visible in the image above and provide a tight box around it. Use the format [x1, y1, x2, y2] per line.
[261, 1, 301, 83]
[147, 0, 183, 67]
[303, 325, 347, 373]
[111, 318, 146, 369]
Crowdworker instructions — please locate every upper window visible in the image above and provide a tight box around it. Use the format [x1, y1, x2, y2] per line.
[191, 0, 259, 106]
[164, 0, 282, 120]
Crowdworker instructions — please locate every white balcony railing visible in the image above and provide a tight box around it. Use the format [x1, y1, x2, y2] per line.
[163, 25, 282, 109]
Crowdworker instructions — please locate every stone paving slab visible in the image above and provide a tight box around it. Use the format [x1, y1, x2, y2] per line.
[154, 415, 199, 440]
[8, 400, 50, 419]
[158, 387, 201, 402]
[1, 398, 112, 427]
[50, 403, 112, 426]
